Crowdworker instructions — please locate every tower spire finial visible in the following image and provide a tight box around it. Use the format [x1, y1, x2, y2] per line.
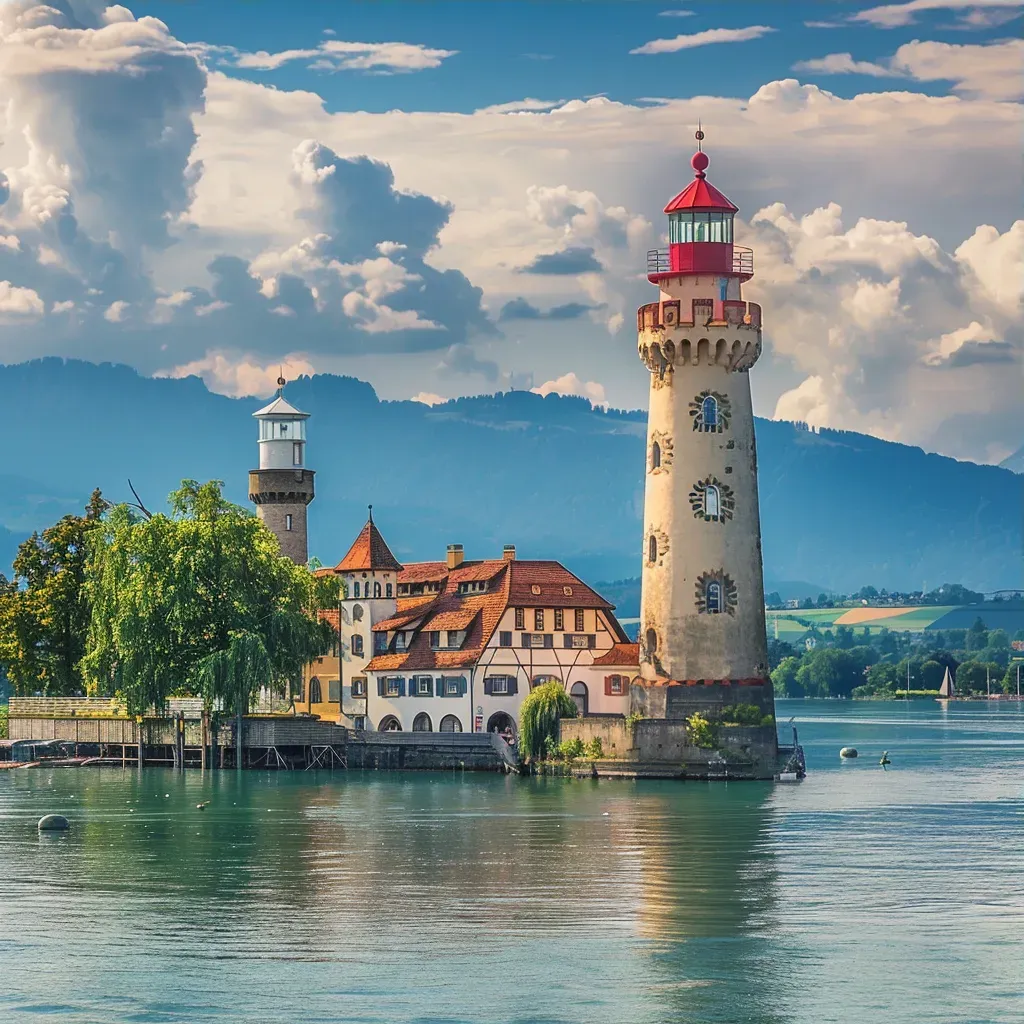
[276, 367, 286, 397]
[368, 503, 373, 523]
[691, 123, 709, 179]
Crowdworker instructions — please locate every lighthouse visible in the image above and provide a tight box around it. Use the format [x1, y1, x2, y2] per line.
[248, 377, 315, 564]
[636, 131, 773, 712]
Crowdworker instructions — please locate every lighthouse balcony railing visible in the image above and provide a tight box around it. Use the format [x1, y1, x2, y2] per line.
[646, 246, 753, 277]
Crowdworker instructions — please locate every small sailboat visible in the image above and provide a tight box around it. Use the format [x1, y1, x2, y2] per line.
[937, 666, 955, 701]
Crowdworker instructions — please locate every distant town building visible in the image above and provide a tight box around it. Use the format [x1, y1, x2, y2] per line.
[298, 515, 633, 736]
[248, 377, 314, 563]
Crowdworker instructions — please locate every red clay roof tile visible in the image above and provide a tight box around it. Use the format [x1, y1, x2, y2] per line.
[591, 642, 639, 667]
[336, 518, 403, 573]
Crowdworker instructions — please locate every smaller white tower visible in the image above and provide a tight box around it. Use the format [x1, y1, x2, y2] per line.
[249, 376, 315, 563]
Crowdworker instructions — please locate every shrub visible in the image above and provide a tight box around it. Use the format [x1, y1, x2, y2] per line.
[519, 681, 578, 760]
[685, 712, 717, 749]
[0, 704, 7, 740]
[557, 737, 586, 761]
[584, 737, 604, 759]
[624, 711, 644, 729]
[718, 702, 763, 726]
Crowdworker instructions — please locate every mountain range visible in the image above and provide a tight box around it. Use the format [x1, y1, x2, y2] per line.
[0, 358, 1020, 596]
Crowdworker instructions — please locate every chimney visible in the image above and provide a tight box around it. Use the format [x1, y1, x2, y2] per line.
[446, 543, 464, 570]
[503, 545, 516, 561]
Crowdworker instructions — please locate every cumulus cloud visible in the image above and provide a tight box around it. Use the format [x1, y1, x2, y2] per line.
[795, 39, 1024, 100]
[411, 391, 446, 405]
[520, 247, 604, 275]
[198, 39, 458, 75]
[852, 0, 1022, 28]
[158, 352, 318, 396]
[499, 298, 595, 320]
[531, 372, 608, 406]
[631, 25, 776, 55]
[750, 202, 1024, 462]
[0, 280, 44, 317]
[658, 9, 696, 16]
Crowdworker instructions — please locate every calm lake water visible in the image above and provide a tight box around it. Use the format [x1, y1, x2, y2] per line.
[2, 699, 1023, 1024]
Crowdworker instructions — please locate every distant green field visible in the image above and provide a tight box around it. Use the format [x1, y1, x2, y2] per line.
[766, 602, 1024, 637]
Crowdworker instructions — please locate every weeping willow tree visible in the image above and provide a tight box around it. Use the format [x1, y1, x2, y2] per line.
[518, 681, 578, 761]
[81, 480, 337, 715]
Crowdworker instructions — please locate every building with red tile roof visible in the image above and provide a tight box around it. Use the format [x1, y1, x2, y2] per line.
[300, 517, 639, 735]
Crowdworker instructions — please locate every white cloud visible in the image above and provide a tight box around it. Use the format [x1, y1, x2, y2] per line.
[531, 372, 608, 406]
[796, 39, 1024, 100]
[0, 280, 44, 317]
[630, 25, 775, 55]
[103, 300, 129, 322]
[198, 39, 457, 74]
[852, 0, 1022, 28]
[753, 203, 1024, 461]
[157, 352, 318, 396]
[658, 9, 696, 16]
[474, 98, 563, 115]
[411, 391, 446, 405]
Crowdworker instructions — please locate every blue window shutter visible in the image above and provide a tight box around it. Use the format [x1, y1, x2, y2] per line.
[521, 633, 530, 648]
[563, 634, 572, 649]
[588, 634, 596, 648]
[483, 677, 493, 696]
[459, 677, 468, 697]
[377, 678, 386, 697]
[544, 634, 553, 649]
[435, 677, 443, 697]
[397, 677, 406, 697]
[509, 676, 519, 696]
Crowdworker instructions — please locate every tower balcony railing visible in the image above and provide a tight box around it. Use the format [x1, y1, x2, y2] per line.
[646, 246, 754, 278]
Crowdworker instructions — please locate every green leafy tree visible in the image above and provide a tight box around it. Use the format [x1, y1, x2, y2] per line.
[764, 591, 783, 609]
[81, 481, 336, 714]
[954, 661, 1001, 694]
[0, 490, 106, 695]
[847, 645, 878, 674]
[920, 660, 945, 690]
[866, 662, 898, 692]
[797, 648, 862, 698]
[835, 625, 854, 649]
[986, 629, 1009, 651]
[966, 617, 988, 652]
[518, 680, 578, 760]
[685, 711, 716, 749]
[877, 628, 898, 656]
[771, 656, 803, 697]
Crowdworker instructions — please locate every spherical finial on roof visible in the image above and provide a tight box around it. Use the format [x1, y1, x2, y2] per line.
[691, 150, 709, 179]
[277, 375, 286, 388]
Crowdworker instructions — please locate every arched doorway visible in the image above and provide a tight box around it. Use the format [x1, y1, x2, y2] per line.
[487, 712, 516, 744]
[378, 715, 402, 732]
[439, 715, 462, 733]
[412, 712, 432, 732]
[570, 682, 588, 715]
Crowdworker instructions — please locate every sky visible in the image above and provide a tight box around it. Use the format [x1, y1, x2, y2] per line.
[0, 0, 1021, 464]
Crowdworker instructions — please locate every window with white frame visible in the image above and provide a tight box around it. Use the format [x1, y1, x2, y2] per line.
[416, 676, 432, 696]
[492, 676, 509, 695]
[386, 677, 401, 697]
[445, 677, 460, 695]
[352, 677, 367, 697]
[575, 609, 585, 632]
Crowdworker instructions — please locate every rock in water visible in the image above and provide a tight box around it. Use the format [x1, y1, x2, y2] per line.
[38, 814, 70, 831]
[840, 747, 858, 759]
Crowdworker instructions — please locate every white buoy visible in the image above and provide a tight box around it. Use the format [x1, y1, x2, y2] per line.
[840, 747, 858, 759]
[38, 814, 70, 831]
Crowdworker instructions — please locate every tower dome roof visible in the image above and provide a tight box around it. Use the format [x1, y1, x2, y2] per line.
[252, 394, 309, 419]
[663, 141, 738, 214]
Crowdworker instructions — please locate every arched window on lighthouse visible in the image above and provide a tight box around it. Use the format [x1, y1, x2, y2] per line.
[706, 581, 723, 614]
[650, 441, 661, 470]
[701, 395, 718, 429]
[352, 582, 360, 598]
[648, 535, 658, 563]
[373, 581, 382, 598]
[704, 484, 720, 520]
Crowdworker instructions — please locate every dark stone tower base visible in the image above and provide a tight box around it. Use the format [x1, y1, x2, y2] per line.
[248, 469, 315, 564]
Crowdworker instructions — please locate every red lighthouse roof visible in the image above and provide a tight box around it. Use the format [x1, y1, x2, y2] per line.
[663, 147, 738, 214]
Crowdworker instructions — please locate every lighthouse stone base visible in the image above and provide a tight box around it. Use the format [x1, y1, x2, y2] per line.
[560, 682, 780, 779]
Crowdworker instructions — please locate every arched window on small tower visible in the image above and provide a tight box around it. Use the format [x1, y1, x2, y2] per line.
[702, 395, 718, 429]
[352, 582, 360, 598]
[650, 441, 661, 470]
[706, 581, 722, 614]
[704, 484, 720, 520]
[373, 581, 382, 598]
[645, 628, 658, 655]
[386, 583, 393, 598]
[648, 535, 658, 563]
[309, 678, 322, 704]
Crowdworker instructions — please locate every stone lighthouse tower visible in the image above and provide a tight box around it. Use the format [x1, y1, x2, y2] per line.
[248, 377, 314, 564]
[637, 132, 773, 714]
